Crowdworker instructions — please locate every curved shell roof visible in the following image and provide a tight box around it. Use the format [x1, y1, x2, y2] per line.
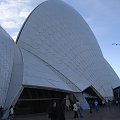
[0, 26, 15, 105]
[17, 0, 120, 97]
[0, 26, 23, 109]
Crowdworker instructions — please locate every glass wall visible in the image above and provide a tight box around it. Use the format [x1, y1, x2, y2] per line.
[15, 88, 68, 115]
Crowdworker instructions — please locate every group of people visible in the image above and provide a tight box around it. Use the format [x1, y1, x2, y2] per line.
[73, 100, 83, 119]
[0, 105, 14, 120]
[48, 98, 84, 120]
[89, 99, 99, 113]
[0, 99, 100, 120]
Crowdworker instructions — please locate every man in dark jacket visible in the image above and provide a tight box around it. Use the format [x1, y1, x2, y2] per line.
[57, 98, 66, 120]
[0, 106, 3, 119]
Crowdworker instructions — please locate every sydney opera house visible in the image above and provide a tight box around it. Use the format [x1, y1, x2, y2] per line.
[0, 0, 120, 118]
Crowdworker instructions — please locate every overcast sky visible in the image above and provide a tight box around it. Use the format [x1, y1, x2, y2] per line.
[0, 0, 120, 78]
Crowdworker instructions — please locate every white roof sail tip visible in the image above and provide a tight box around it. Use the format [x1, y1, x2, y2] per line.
[16, 0, 48, 43]
[0, 26, 19, 107]
[0, 26, 15, 42]
[0, 26, 9, 37]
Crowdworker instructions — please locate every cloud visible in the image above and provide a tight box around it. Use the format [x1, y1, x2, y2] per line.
[0, 0, 47, 40]
[19, 9, 30, 18]
[0, 0, 32, 23]
[0, 0, 29, 31]
[0, 0, 30, 17]
[2, 20, 23, 29]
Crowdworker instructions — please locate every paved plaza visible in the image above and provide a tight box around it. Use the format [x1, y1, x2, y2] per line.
[14, 105, 120, 120]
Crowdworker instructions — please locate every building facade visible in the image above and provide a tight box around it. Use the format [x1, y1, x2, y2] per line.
[0, 0, 120, 118]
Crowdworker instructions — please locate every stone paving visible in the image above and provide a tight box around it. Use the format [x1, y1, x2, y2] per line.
[14, 105, 120, 120]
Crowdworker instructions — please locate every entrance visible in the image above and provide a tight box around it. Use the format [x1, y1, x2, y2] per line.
[15, 88, 67, 115]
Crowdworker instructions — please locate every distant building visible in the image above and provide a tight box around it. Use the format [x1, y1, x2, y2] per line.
[0, 0, 120, 118]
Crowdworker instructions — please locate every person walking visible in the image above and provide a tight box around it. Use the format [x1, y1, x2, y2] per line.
[66, 96, 70, 111]
[57, 98, 66, 120]
[76, 100, 83, 118]
[94, 100, 99, 112]
[48, 101, 57, 120]
[73, 101, 78, 119]
[8, 105, 14, 120]
[89, 100, 93, 114]
[0, 106, 3, 119]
